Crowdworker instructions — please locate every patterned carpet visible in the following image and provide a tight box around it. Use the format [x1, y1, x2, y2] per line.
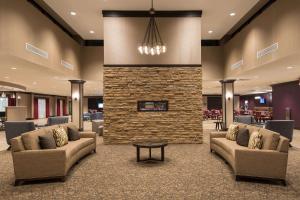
[0, 128, 300, 199]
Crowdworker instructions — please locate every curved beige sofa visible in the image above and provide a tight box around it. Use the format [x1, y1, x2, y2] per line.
[210, 123, 289, 184]
[10, 123, 96, 185]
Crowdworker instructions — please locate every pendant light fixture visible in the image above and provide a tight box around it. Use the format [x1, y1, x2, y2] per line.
[138, 0, 166, 56]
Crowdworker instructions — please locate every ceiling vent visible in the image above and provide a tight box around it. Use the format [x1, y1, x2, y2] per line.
[257, 42, 278, 59]
[61, 60, 74, 70]
[25, 43, 48, 59]
[231, 59, 243, 70]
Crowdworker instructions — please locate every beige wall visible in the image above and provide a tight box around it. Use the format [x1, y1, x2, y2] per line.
[202, 46, 224, 81]
[224, 0, 300, 78]
[104, 17, 201, 65]
[81, 46, 104, 95]
[81, 47, 103, 81]
[0, 0, 81, 77]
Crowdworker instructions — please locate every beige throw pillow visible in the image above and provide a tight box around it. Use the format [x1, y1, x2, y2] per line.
[226, 124, 239, 141]
[53, 127, 68, 147]
[248, 131, 263, 149]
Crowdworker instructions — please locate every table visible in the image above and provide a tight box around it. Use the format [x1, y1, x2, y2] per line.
[214, 121, 223, 130]
[132, 140, 168, 162]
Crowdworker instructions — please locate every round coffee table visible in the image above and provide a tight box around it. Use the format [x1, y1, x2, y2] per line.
[132, 140, 168, 162]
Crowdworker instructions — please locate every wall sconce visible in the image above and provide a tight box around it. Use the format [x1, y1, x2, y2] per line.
[17, 95, 21, 100]
[226, 92, 233, 101]
[72, 92, 79, 101]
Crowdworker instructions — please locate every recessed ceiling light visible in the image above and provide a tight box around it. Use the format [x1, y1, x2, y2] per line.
[70, 11, 77, 16]
[208, 30, 213, 34]
[89, 30, 95, 34]
[33, 81, 37, 85]
[4, 76, 9, 79]
[230, 12, 236, 16]
[11, 67, 17, 70]
[287, 66, 294, 69]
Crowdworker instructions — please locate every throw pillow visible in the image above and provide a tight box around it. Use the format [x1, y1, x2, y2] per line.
[248, 131, 263, 149]
[236, 128, 250, 147]
[39, 134, 57, 149]
[68, 127, 80, 141]
[226, 124, 239, 141]
[53, 127, 68, 147]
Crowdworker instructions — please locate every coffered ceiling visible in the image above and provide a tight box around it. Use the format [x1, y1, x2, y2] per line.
[43, 0, 260, 40]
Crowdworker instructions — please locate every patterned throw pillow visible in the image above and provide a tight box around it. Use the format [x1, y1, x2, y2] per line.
[226, 124, 239, 141]
[53, 127, 68, 147]
[248, 131, 263, 149]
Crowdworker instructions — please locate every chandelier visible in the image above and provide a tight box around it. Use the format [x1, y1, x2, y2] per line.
[138, 0, 166, 56]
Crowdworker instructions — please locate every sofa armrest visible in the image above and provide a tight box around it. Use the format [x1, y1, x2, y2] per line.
[235, 149, 288, 180]
[80, 131, 96, 139]
[12, 149, 66, 180]
[210, 131, 227, 139]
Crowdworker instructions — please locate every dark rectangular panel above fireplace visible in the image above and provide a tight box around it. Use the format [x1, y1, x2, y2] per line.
[137, 101, 168, 112]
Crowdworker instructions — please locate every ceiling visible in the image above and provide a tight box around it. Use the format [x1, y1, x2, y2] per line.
[4, 0, 298, 97]
[43, 0, 260, 40]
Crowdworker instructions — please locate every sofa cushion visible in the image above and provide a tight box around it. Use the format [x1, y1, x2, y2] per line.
[39, 134, 57, 149]
[68, 127, 80, 141]
[21, 129, 48, 150]
[236, 128, 250, 147]
[259, 128, 280, 150]
[226, 124, 239, 141]
[211, 137, 248, 156]
[248, 131, 263, 149]
[57, 138, 94, 159]
[53, 127, 68, 147]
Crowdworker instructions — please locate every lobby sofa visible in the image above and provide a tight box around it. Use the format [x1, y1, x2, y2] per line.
[90, 112, 103, 121]
[92, 120, 104, 135]
[265, 120, 294, 143]
[47, 116, 69, 126]
[5, 121, 35, 147]
[10, 123, 96, 185]
[210, 123, 289, 184]
[234, 115, 255, 125]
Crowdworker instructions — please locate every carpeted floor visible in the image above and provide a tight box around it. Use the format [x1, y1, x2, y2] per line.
[0, 123, 300, 199]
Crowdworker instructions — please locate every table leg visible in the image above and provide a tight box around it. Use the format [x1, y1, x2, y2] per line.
[136, 147, 140, 162]
[149, 148, 152, 159]
[161, 147, 165, 161]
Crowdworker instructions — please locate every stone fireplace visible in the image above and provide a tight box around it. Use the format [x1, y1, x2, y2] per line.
[102, 11, 203, 144]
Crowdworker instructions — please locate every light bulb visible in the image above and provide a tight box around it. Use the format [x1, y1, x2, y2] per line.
[156, 49, 161, 55]
[144, 46, 149, 55]
[162, 45, 167, 53]
[138, 46, 143, 54]
[150, 48, 155, 56]
[156, 45, 160, 51]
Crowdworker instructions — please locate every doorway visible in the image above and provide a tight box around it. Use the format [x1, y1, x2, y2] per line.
[38, 98, 46, 119]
